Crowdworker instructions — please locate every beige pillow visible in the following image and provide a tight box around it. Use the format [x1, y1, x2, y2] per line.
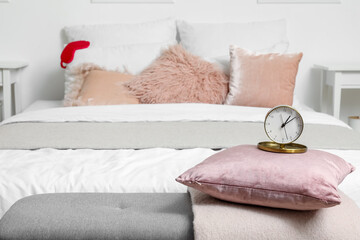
[66, 65, 139, 106]
[225, 46, 303, 108]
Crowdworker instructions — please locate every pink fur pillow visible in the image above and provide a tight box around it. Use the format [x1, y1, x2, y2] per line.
[124, 45, 229, 104]
[177, 145, 355, 210]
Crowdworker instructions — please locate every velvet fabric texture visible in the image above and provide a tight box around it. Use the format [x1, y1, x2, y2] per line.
[176, 145, 355, 210]
[124, 45, 229, 104]
[225, 46, 303, 108]
[75, 70, 139, 106]
[64, 63, 101, 106]
[64, 64, 138, 106]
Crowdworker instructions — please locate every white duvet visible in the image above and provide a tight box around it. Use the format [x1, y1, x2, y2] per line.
[0, 104, 359, 218]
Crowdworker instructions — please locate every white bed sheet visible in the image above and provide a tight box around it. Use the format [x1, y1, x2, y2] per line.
[0, 147, 358, 219]
[5, 103, 349, 128]
[23, 98, 314, 113]
[0, 103, 358, 218]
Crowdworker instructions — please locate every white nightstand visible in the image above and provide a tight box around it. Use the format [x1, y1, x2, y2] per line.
[0, 61, 28, 120]
[314, 64, 360, 119]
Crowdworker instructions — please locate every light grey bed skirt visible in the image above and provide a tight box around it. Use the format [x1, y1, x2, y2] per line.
[0, 121, 359, 150]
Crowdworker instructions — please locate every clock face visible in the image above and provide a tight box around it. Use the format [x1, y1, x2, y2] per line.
[264, 106, 304, 144]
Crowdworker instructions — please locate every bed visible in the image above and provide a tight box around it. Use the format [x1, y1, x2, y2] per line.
[1, 18, 360, 239]
[0, 101, 359, 219]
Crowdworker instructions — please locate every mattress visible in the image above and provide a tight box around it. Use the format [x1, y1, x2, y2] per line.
[0, 102, 359, 219]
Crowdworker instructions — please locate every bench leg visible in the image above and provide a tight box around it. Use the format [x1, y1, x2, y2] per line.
[2, 69, 12, 120]
[332, 72, 342, 119]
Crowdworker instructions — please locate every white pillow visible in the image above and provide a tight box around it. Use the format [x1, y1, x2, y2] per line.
[292, 95, 315, 112]
[66, 42, 169, 74]
[177, 19, 289, 59]
[64, 41, 171, 103]
[64, 18, 177, 47]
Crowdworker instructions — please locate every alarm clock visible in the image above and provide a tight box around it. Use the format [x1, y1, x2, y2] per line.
[258, 105, 307, 153]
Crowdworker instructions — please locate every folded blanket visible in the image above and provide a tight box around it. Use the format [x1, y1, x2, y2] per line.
[189, 188, 360, 240]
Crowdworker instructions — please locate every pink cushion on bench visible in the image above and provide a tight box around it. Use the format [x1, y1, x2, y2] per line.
[176, 145, 354, 210]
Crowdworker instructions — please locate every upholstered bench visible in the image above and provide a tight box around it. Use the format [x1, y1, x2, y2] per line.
[0, 193, 193, 240]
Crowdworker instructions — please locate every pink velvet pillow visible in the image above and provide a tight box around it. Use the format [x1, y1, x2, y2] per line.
[75, 70, 139, 106]
[176, 145, 355, 210]
[64, 64, 139, 107]
[124, 45, 229, 104]
[225, 46, 303, 108]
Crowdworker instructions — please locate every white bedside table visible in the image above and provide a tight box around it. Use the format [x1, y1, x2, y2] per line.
[0, 61, 28, 120]
[314, 64, 360, 119]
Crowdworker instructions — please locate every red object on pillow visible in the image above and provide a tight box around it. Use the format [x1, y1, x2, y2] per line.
[60, 41, 90, 69]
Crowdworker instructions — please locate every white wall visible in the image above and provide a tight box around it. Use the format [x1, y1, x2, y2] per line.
[1, 0, 360, 122]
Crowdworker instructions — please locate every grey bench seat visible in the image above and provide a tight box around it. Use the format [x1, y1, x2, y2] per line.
[0, 193, 194, 240]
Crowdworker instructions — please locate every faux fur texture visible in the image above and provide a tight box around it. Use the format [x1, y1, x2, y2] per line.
[64, 63, 103, 106]
[124, 45, 229, 104]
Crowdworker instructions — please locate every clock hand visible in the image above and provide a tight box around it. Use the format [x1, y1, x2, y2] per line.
[281, 115, 291, 128]
[280, 114, 289, 140]
[284, 117, 297, 126]
[284, 125, 288, 140]
[284, 115, 291, 124]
